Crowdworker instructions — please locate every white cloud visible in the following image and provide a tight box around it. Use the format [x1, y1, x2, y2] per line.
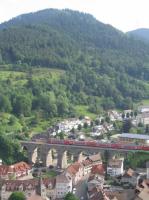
[0, 0, 149, 31]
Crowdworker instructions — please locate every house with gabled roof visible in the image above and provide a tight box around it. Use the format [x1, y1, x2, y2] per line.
[55, 173, 72, 199]
[0, 162, 31, 180]
[0, 177, 56, 200]
[121, 168, 139, 186]
[107, 158, 124, 177]
[65, 162, 84, 185]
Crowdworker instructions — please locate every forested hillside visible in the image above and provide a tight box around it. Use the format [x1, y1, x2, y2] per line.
[127, 28, 149, 42]
[0, 9, 149, 129]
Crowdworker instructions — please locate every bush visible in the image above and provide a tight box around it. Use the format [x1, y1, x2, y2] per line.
[8, 192, 26, 200]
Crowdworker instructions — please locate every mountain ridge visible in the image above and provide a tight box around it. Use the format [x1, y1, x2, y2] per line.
[127, 28, 149, 42]
[0, 8, 149, 113]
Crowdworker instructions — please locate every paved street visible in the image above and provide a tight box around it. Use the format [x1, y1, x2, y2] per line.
[75, 176, 88, 200]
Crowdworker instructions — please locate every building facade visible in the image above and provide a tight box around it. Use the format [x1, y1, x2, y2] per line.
[107, 158, 124, 177]
[0, 162, 31, 180]
[0, 178, 56, 200]
[55, 174, 72, 199]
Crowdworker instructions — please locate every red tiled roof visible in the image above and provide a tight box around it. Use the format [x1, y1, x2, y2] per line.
[2, 178, 56, 192]
[82, 160, 92, 167]
[0, 165, 9, 175]
[66, 162, 82, 175]
[88, 187, 107, 200]
[0, 162, 31, 176]
[91, 164, 105, 175]
[88, 154, 101, 162]
[11, 162, 31, 172]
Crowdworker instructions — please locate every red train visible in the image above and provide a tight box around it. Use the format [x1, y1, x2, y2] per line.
[47, 138, 149, 151]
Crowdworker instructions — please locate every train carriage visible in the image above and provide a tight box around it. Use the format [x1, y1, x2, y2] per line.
[45, 138, 149, 152]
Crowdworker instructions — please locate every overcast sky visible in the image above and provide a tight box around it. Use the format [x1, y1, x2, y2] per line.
[0, 0, 149, 32]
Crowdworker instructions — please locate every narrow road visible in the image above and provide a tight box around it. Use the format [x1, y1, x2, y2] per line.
[75, 175, 88, 200]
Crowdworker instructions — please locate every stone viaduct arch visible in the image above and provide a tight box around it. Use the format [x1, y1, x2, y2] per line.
[45, 148, 58, 167]
[21, 141, 128, 168]
[22, 143, 40, 164]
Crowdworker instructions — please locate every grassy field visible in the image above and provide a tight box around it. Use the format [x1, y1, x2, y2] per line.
[0, 71, 25, 79]
[0, 67, 65, 84]
[32, 68, 65, 81]
[0, 112, 61, 137]
[140, 99, 149, 105]
[133, 99, 149, 110]
[27, 116, 62, 136]
[75, 105, 97, 119]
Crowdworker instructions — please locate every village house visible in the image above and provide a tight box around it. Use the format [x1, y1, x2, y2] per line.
[103, 123, 114, 132]
[91, 125, 106, 137]
[104, 186, 135, 200]
[134, 105, 149, 125]
[56, 118, 82, 133]
[55, 173, 72, 199]
[87, 174, 104, 192]
[107, 158, 124, 177]
[108, 110, 122, 122]
[121, 168, 139, 186]
[87, 154, 102, 165]
[82, 159, 93, 175]
[82, 116, 92, 126]
[138, 106, 149, 113]
[87, 186, 110, 200]
[91, 164, 105, 176]
[87, 171, 135, 200]
[0, 162, 31, 180]
[0, 177, 56, 200]
[118, 133, 149, 144]
[82, 153, 102, 175]
[55, 117, 92, 135]
[136, 112, 149, 125]
[87, 177, 133, 200]
[65, 162, 84, 185]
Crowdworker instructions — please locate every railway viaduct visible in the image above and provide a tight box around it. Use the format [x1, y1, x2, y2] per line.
[21, 141, 130, 168]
